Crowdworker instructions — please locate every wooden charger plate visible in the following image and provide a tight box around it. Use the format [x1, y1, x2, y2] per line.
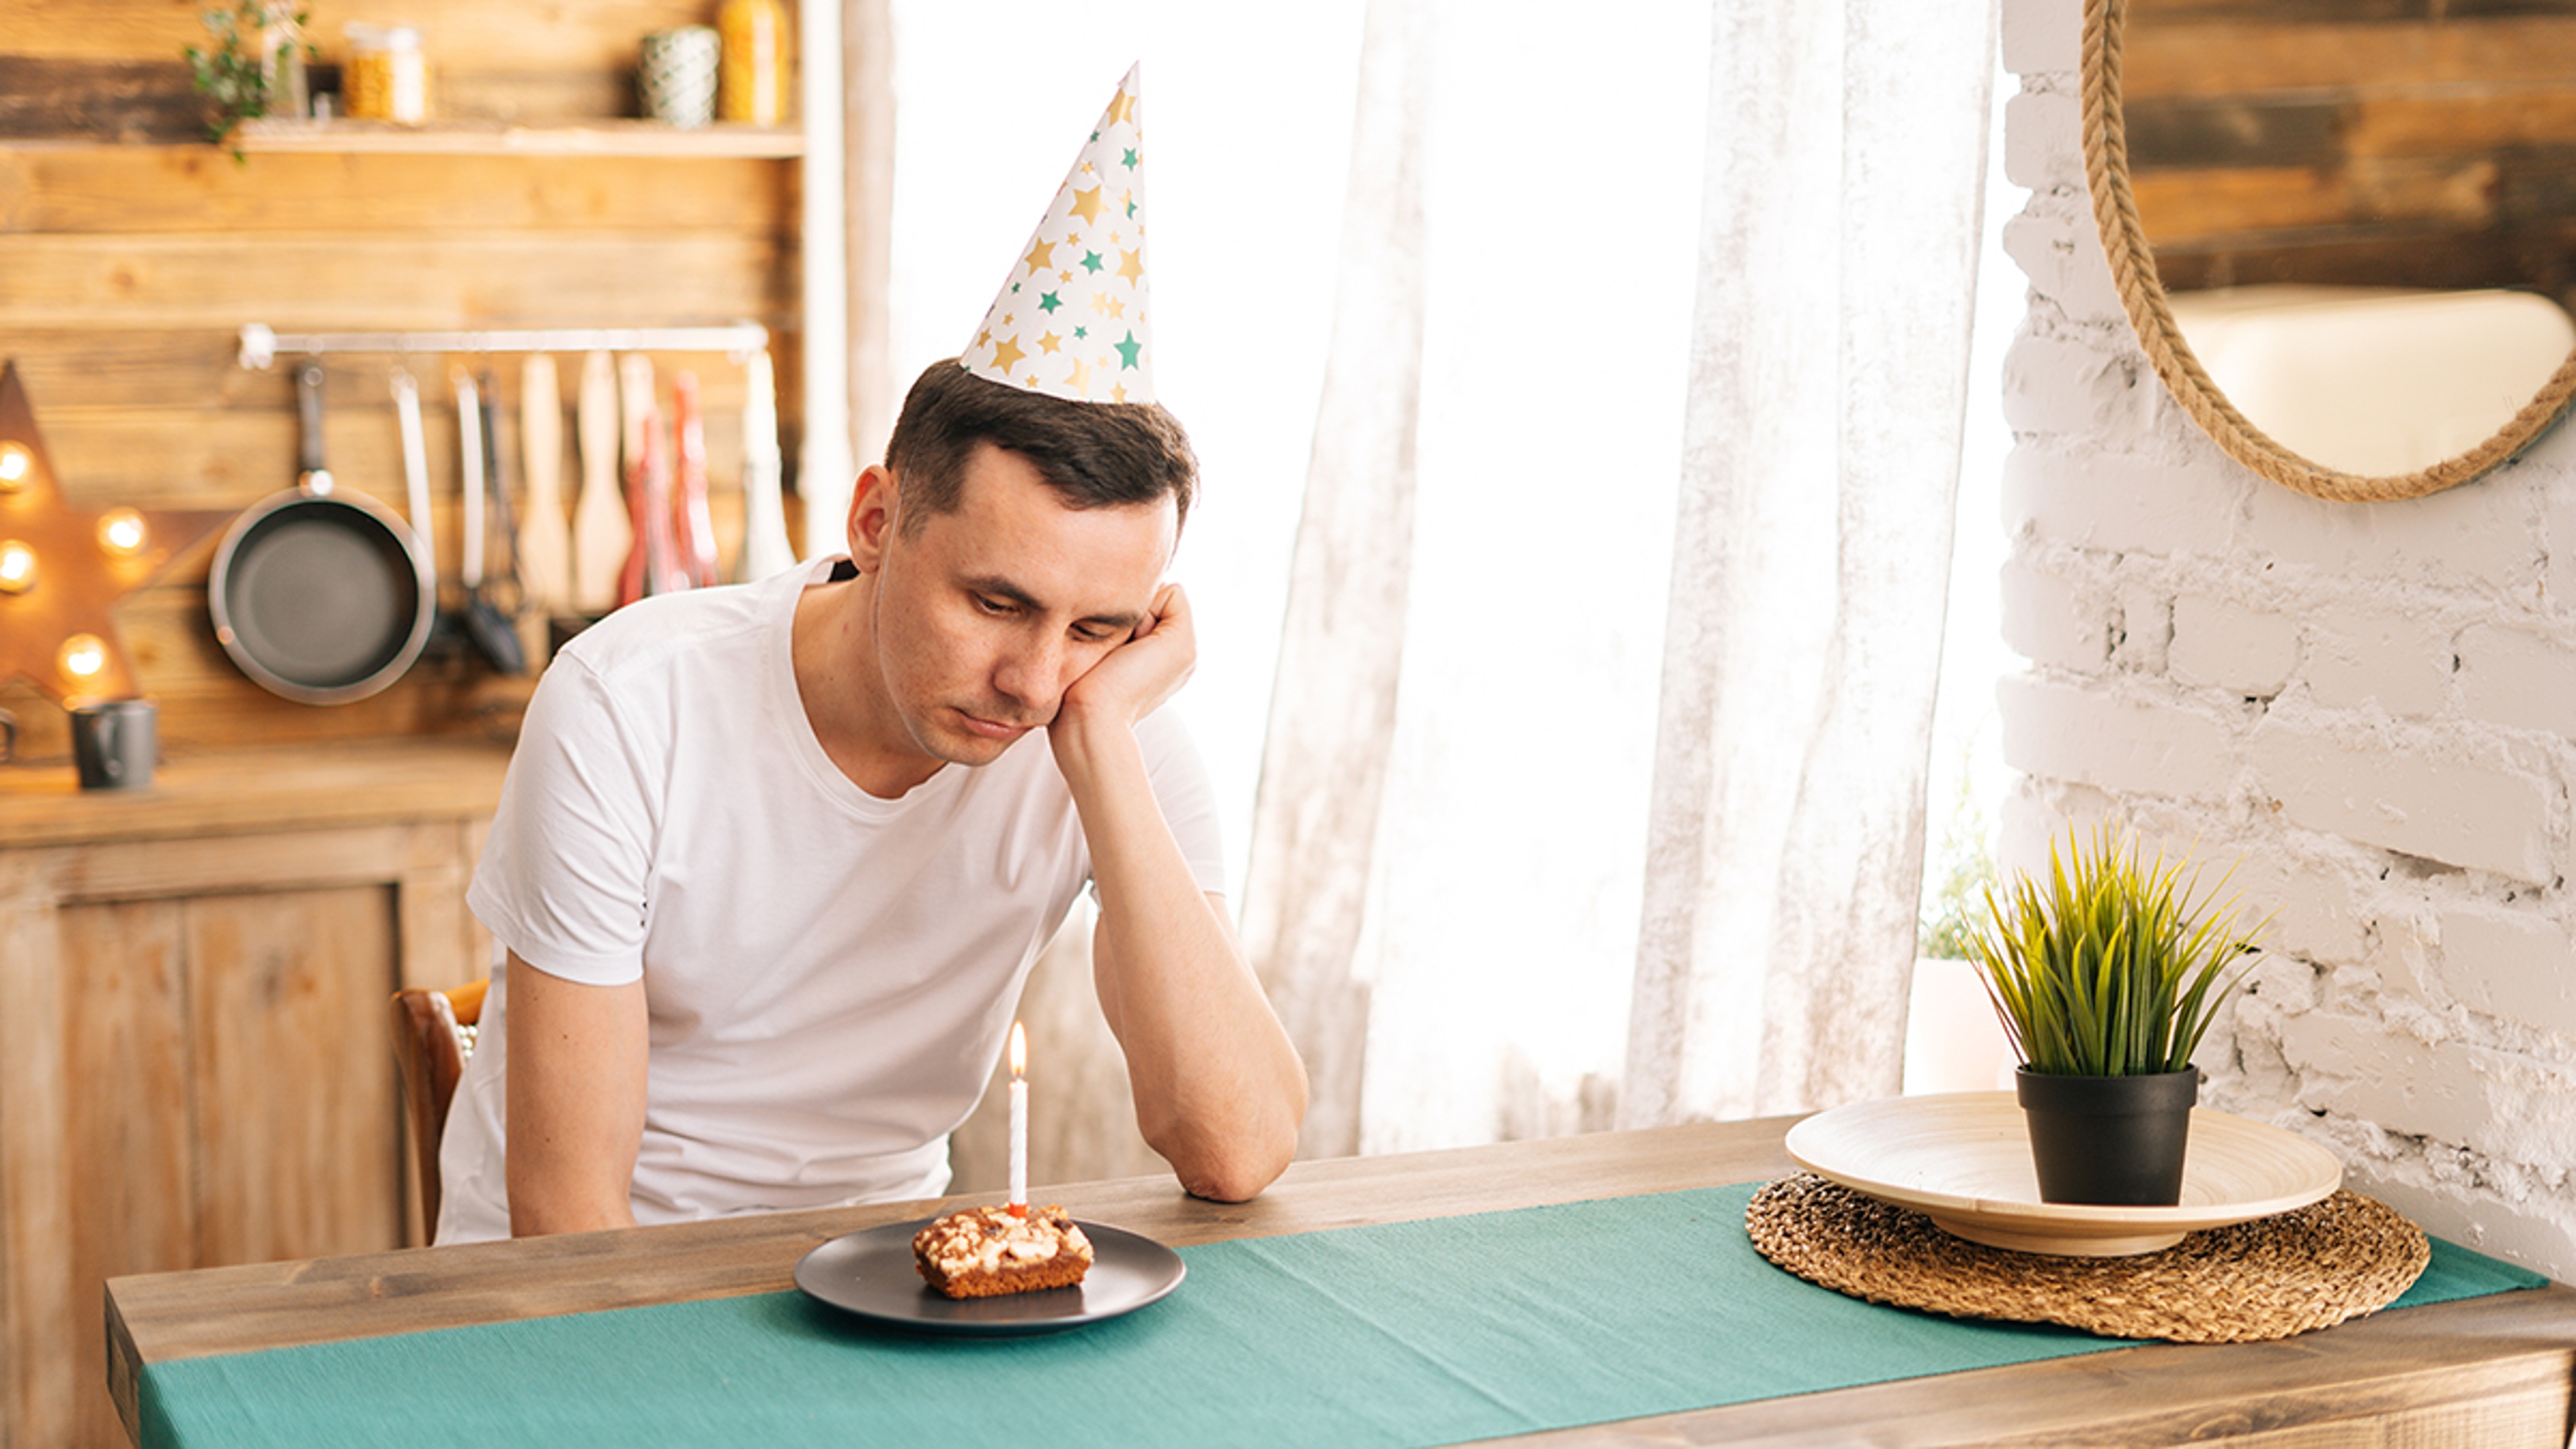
[1785, 1091, 2343, 1256]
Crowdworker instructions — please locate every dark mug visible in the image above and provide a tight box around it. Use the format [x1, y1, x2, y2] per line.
[70, 697, 156, 791]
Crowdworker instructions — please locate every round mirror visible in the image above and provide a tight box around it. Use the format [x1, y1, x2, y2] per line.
[2082, 0, 2576, 501]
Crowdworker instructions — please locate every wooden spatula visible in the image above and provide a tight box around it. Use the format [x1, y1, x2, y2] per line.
[570, 348, 629, 614]
[517, 353, 571, 617]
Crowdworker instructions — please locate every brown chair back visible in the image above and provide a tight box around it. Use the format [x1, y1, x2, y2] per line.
[391, 979, 488, 1235]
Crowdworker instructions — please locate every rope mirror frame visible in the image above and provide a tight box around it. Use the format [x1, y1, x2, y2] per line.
[2080, 0, 2576, 503]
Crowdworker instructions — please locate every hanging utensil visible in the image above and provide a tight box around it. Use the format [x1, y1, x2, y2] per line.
[476, 369, 530, 674]
[670, 369, 719, 589]
[392, 366, 433, 543]
[615, 355, 688, 605]
[735, 346, 796, 581]
[453, 370, 524, 675]
[570, 348, 629, 614]
[517, 353, 571, 617]
[393, 364, 466, 657]
[209, 361, 435, 703]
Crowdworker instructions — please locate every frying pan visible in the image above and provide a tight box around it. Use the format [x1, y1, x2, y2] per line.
[209, 362, 436, 704]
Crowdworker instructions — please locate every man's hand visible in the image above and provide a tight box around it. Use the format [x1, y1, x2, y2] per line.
[1051, 582, 1195, 758]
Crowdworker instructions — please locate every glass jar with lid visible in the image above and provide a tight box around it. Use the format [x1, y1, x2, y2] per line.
[343, 23, 429, 123]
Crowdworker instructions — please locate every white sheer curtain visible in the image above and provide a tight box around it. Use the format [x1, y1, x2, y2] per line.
[1244, 0, 1999, 1154]
[1617, 3, 2001, 1126]
[893, 0, 1997, 1180]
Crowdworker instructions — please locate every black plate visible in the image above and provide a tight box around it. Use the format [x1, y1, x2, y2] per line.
[794, 1217, 1184, 1336]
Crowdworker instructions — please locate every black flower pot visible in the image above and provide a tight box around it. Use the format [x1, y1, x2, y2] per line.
[2015, 1066, 2199, 1206]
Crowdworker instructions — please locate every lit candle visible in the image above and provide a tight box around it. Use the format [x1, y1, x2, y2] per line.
[1007, 1020, 1028, 1218]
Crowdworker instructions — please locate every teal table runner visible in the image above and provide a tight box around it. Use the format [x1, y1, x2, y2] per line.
[139, 1183, 2545, 1449]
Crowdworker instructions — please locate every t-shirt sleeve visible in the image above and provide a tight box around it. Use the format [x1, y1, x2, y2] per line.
[1135, 705, 1229, 898]
[465, 653, 660, 986]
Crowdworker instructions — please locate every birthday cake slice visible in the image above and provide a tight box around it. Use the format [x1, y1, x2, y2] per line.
[912, 1205, 1095, 1299]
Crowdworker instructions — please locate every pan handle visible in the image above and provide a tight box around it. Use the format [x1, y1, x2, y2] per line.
[296, 362, 333, 494]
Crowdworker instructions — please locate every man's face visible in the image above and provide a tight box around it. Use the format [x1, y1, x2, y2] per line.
[861, 442, 1177, 768]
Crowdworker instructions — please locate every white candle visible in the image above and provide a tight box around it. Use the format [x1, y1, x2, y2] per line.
[1007, 1021, 1028, 1217]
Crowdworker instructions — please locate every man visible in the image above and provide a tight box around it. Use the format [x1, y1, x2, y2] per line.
[434, 70, 1306, 1242]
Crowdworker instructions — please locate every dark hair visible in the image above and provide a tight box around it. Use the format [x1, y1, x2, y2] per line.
[881, 359, 1198, 535]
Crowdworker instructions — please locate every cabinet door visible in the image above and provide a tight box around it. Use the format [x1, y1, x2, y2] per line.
[56, 884, 400, 1449]
[182, 887, 402, 1266]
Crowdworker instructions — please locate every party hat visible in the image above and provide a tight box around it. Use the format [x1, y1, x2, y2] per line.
[962, 64, 1155, 404]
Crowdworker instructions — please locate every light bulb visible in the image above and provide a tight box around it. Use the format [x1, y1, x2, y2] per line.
[98, 507, 147, 556]
[0, 539, 32, 594]
[58, 633, 107, 682]
[0, 442, 28, 492]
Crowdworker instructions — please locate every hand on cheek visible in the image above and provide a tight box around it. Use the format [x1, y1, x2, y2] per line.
[1058, 583, 1195, 735]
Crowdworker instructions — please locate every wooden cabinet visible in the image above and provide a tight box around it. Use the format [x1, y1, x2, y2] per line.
[0, 739, 507, 1449]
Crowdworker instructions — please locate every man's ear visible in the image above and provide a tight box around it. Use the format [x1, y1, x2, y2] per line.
[847, 464, 899, 569]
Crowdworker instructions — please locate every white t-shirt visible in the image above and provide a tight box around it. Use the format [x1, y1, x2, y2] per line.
[437, 556, 1226, 1244]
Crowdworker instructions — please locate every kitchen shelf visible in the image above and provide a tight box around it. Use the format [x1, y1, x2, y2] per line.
[232, 117, 804, 158]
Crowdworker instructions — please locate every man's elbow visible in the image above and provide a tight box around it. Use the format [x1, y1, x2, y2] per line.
[1159, 1079, 1307, 1203]
[1172, 1135, 1296, 1203]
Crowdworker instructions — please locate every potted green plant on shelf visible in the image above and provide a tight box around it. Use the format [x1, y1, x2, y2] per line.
[184, 1, 314, 156]
[1966, 824, 2265, 1206]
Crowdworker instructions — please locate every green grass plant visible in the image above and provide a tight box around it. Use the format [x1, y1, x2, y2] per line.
[1968, 824, 2264, 1077]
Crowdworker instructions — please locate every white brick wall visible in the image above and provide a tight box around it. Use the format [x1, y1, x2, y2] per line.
[1998, 0, 2576, 1277]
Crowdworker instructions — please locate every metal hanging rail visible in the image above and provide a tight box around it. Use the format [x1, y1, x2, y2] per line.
[237, 322, 770, 370]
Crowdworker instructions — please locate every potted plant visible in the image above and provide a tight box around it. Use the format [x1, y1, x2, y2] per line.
[1966, 824, 2264, 1205]
[183, 1, 314, 156]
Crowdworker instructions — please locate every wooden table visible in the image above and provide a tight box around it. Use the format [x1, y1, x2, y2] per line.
[105, 1118, 2576, 1448]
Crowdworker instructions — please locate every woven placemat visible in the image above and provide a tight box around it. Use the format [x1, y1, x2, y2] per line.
[1746, 1173, 2428, 1343]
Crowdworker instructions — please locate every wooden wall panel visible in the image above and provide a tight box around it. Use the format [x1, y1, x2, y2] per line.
[0, 3, 807, 757]
[1, 147, 794, 234]
[2125, 13, 2576, 94]
[2122, 0, 2576, 305]
[1, 233, 788, 328]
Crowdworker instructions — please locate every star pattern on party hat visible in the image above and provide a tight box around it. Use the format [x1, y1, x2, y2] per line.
[963, 65, 1155, 405]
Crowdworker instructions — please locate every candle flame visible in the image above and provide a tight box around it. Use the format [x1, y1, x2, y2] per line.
[1008, 1020, 1026, 1080]
[0, 540, 32, 594]
[0, 442, 27, 491]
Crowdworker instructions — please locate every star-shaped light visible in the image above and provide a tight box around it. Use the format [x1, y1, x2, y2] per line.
[0, 361, 232, 705]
